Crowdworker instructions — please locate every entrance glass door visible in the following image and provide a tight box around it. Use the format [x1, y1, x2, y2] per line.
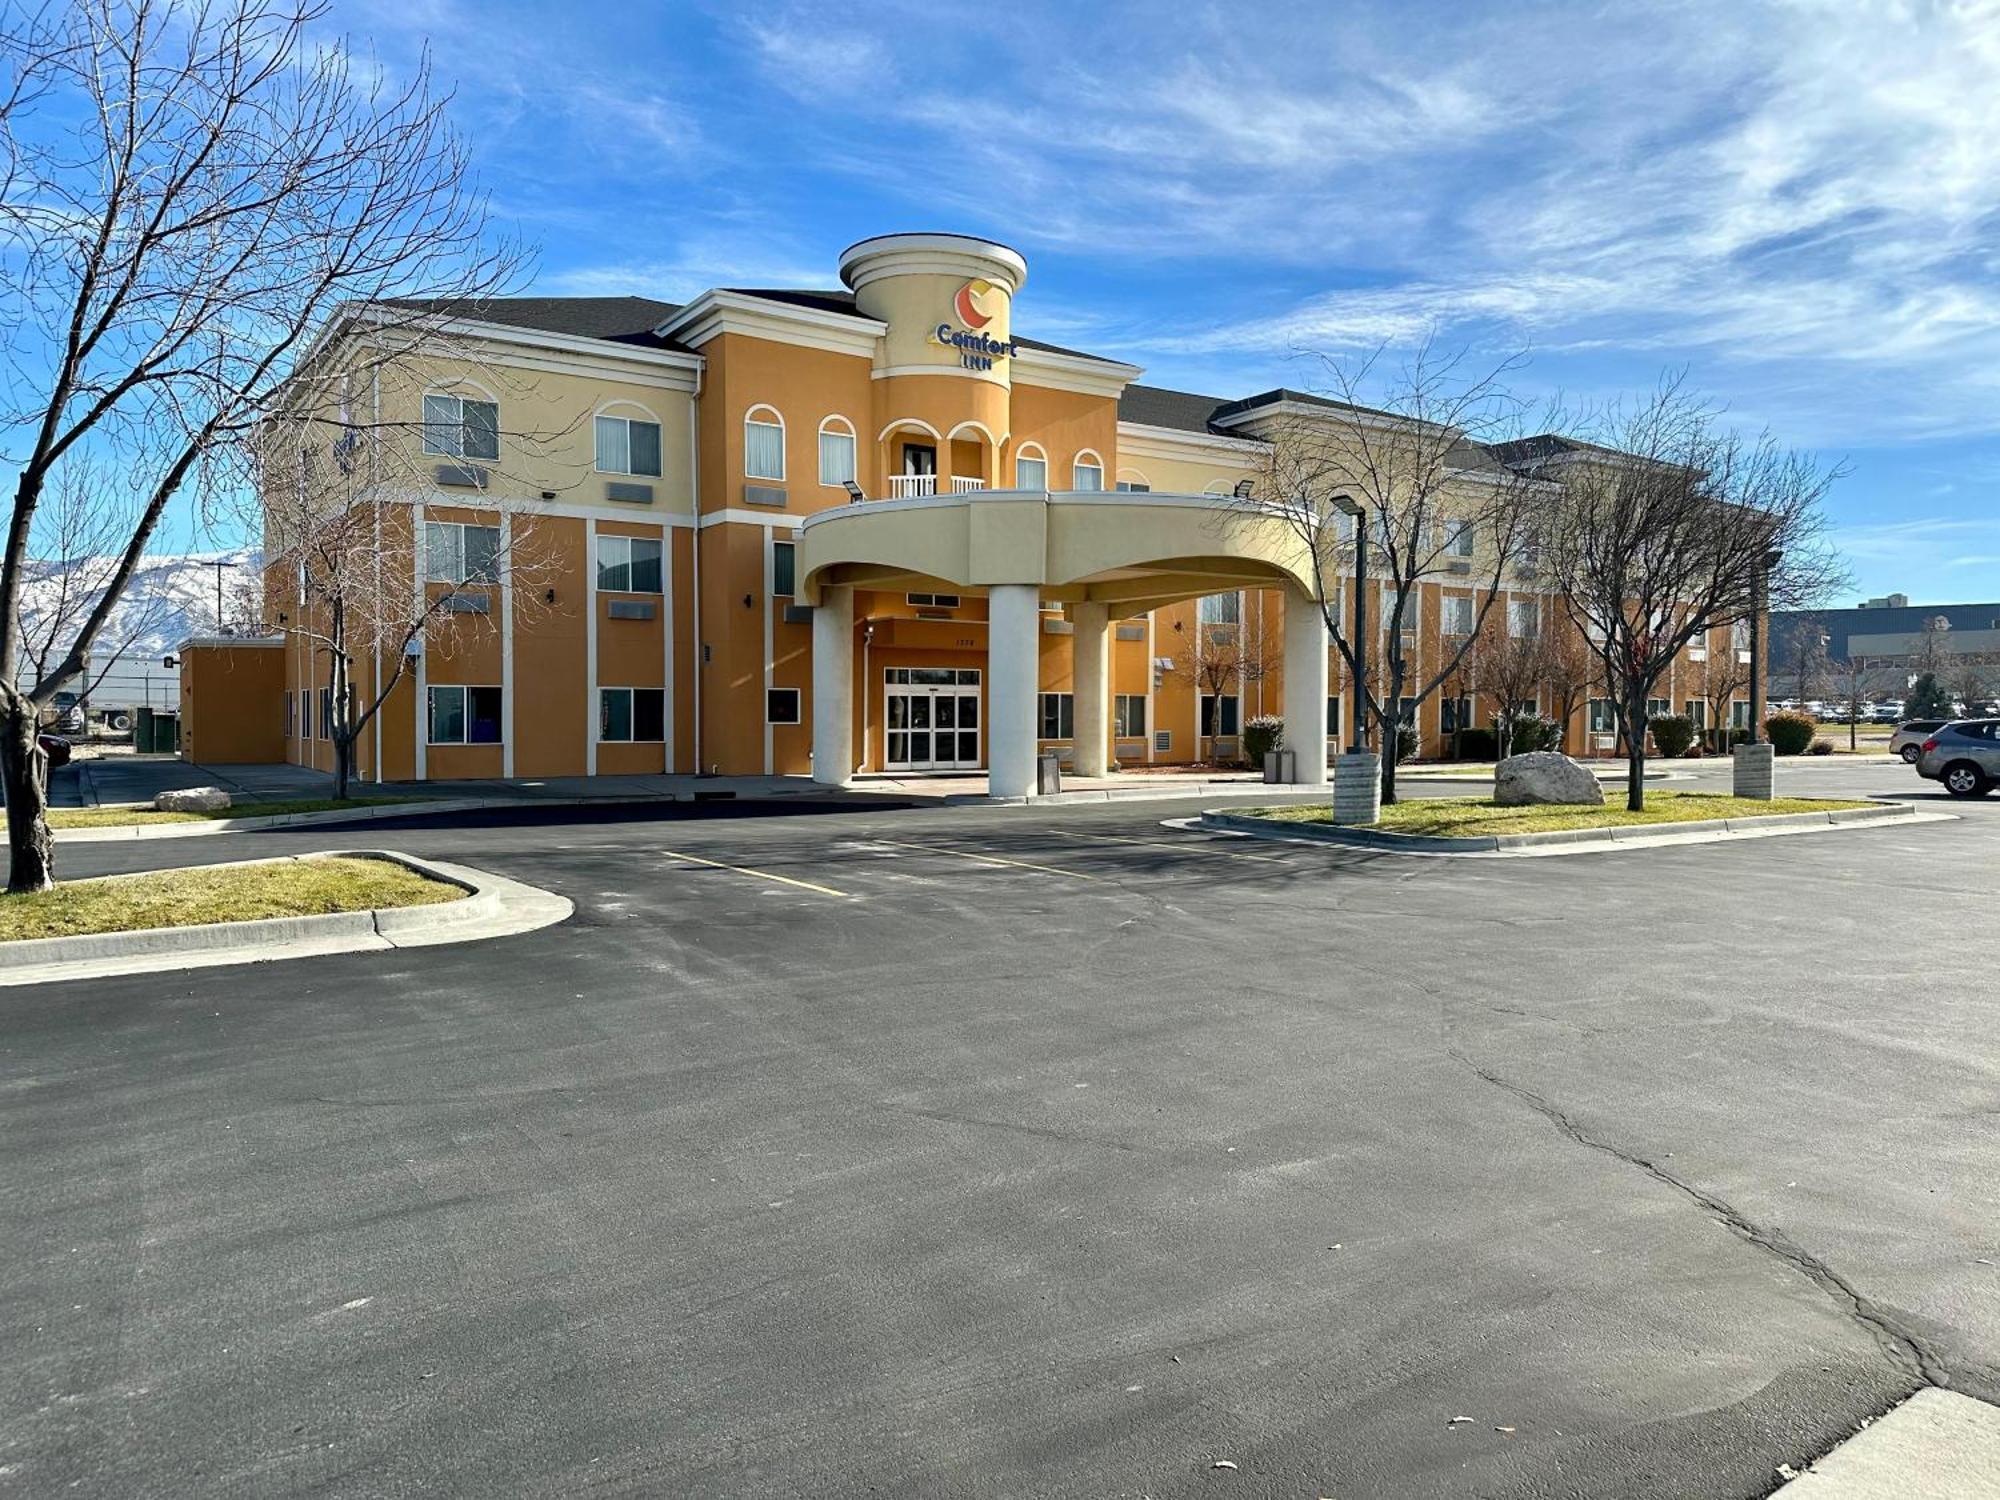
[884, 667, 981, 770]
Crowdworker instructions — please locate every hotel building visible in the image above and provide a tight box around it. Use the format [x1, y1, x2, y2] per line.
[177, 232, 1754, 795]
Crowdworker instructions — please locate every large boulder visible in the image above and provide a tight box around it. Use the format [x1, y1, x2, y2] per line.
[155, 786, 232, 812]
[1493, 751, 1604, 807]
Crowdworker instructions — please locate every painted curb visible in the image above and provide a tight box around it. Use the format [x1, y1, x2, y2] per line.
[0, 849, 572, 987]
[1198, 798, 1920, 855]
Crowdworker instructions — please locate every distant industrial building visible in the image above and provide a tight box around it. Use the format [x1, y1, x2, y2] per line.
[1771, 597, 2000, 669]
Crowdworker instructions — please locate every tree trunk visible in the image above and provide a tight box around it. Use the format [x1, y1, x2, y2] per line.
[1625, 690, 1648, 812]
[1, 694, 56, 894]
[333, 734, 352, 800]
[1378, 704, 1399, 805]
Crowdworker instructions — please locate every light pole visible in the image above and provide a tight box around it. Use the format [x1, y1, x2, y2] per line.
[1748, 548, 1781, 743]
[205, 558, 235, 634]
[1331, 494, 1366, 750]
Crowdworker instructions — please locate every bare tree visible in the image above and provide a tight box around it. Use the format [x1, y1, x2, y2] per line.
[1911, 614, 1955, 684]
[0, 0, 522, 892]
[1785, 612, 1835, 705]
[1539, 618, 1599, 753]
[1461, 613, 1547, 758]
[1946, 653, 1995, 716]
[1695, 627, 1751, 752]
[1237, 340, 1546, 803]
[1531, 377, 1847, 811]
[1172, 593, 1274, 760]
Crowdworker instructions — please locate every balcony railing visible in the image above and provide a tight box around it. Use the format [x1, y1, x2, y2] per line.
[884, 474, 987, 499]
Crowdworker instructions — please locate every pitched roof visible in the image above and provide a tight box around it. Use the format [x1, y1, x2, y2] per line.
[379, 295, 693, 353]
[1117, 383, 1239, 435]
[722, 288, 1131, 365]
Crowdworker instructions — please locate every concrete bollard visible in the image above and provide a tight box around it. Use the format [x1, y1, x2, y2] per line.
[1733, 742, 1776, 801]
[1333, 751, 1383, 826]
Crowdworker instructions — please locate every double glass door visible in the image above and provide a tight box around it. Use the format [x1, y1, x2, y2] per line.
[885, 667, 981, 770]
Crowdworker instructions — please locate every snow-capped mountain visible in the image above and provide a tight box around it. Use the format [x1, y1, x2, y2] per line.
[15, 546, 264, 665]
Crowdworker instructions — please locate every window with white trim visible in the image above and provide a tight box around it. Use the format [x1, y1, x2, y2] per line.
[907, 592, 960, 609]
[766, 688, 801, 725]
[744, 409, 785, 481]
[428, 685, 503, 744]
[772, 540, 796, 597]
[1508, 599, 1540, 638]
[595, 414, 662, 477]
[425, 522, 500, 584]
[1072, 456, 1104, 491]
[1199, 694, 1240, 737]
[1015, 451, 1048, 489]
[1038, 692, 1075, 739]
[1114, 694, 1147, 737]
[1441, 595, 1474, 636]
[818, 418, 856, 486]
[1116, 480, 1151, 492]
[1198, 592, 1240, 625]
[284, 691, 295, 739]
[1443, 519, 1477, 558]
[599, 687, 666, 742]
[597, 534, 663, 593]
[422, 393, 499, 461]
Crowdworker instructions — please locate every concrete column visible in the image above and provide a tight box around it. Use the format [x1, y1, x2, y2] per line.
[1072, 601, 1109, 778]
[811, 584, 854, 787]
[1334, 751, 1383, 824]
[1282, 585, 1330, 785]
[1732, 741, 1775, 801]
[987, 584, 1040, 799]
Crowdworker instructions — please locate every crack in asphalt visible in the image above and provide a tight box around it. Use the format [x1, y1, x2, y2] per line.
[1450, 1050, 1954, 1390]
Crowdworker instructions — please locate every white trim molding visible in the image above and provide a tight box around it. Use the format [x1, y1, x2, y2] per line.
[658, 289, 885, 359]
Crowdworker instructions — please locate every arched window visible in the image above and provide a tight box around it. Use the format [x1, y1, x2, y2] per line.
[744, 405, 785, 482]
[594, 399, 663, 477]
[1014, 442, 1049, 490]
[818, 415, 857, 486]
[1072, 450, 1105, 491]
[1115, 467, 1150, 493]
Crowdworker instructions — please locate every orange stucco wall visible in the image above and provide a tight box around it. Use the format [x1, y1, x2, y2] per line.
[179, 644, 286, 764]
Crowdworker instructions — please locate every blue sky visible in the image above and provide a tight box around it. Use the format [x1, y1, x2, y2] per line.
[301, 0, 2000, 604]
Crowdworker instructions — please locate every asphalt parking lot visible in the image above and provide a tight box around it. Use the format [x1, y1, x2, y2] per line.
[4, 760, 1996, 1498]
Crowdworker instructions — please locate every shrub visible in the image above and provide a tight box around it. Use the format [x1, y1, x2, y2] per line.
[1649, 713, 1696, 758]
[1454, 726, 1497, 761]
[1500, 713, 1562, 754]
[1242, 714, 1284, 766]
[1765, 709, 1817, 755]
[1727, 726, 1751, 748]
[1396, 724, 1419, 762]
[1809, 737, 1834, 755]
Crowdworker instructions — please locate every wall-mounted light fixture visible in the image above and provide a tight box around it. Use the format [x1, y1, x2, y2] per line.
[544, 588, 556, 604]
[742, 593, 754, 609]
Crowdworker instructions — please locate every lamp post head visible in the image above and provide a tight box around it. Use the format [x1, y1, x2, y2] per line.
[1330, 493, 1363, 518]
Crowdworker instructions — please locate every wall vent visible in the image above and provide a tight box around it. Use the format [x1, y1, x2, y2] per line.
[743, 483, 787, 508]
[606, 481, 654, 504]
[606, 599, 656, 621]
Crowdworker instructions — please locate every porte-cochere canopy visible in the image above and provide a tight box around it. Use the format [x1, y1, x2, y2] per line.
[799, 489, 1332, 799]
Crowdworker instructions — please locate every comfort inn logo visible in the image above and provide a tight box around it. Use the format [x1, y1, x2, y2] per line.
[933, 278, 1018, 370]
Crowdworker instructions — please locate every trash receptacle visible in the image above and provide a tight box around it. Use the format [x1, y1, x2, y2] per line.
[1263, 749, 1296, 784]
[1036, 752, 1062, 796]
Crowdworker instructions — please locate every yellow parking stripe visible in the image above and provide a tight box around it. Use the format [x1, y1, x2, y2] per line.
[658, 848, 848, 898]
[871, 839, 1098, 880]
[1044, 829, 1287, 863]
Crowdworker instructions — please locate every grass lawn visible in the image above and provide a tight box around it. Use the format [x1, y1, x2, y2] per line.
[0, 855, 462, 942]
[3, 797, 421, 830]
[1254, 789, 1877, 838]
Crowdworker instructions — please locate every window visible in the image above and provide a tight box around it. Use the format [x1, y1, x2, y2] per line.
[1114, 694, 1147, 737]
[1646, 697, 1671, 720]
[1441, 696, 1473, 734]
[906, 592, 960, 609]
[1685, 699, 1708, 729]
[1733, 618, 1752, 658]
[1508, 599, 1541, 638]
[597, 534, 663, 593]
[1200, 694, 1240, 737]
[600, 687, 666, 742]
[1198, 592, 1240, 625]
[1326, 695, 1342, 739]
[818, 418, 856, 486]
[1588, 698, 1617, 734]
[772, 540, 796, 597]
[766, 688, 801, 725]
[1072, 455, 1104, 491]
[594, 414, 662, 477]
[1441, 595, 1474, 636]
[744, 409, 785, 481]
[1398, 696, 1419, 726]
[284, 691, 295, 739]
[1116, 481, 1151, 493]
[1444, 520, 1476, 558]
[1731, 699, 1752, 729]
[426, 522, 500, 584]
[428, 685, 503, 745]
[1039, 692, 1075, 740]
[317, 687, 331, 740]
[422, 393, 499, 461]
[1015, 451, 1048, 489]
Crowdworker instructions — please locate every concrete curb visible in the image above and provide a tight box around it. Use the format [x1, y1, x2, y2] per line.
[0, 849, 573, 988]
[962, 781, 1337, 809]
[1770, 1388, 2000, 1497]
[1197, 798, 1921, 856]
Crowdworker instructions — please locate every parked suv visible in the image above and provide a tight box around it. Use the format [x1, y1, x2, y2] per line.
[1890, 719, 1948, 763]
[1915, 720, 2000, 797]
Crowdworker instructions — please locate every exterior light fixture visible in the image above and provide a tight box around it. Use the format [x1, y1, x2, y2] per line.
[842, 480, 866, 504]
[1232, 479, 1254, 499]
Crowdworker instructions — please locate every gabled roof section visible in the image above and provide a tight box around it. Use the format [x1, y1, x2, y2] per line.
[379, 295, 695, 353]
[1117, 383, 1240, 435]
[722, 287, 1135, 366]
[1210, 386, 1410, 429]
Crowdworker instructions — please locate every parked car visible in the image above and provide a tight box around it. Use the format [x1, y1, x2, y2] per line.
[1890, 719, 1949, 763]
[37, 733, 71, 769]
[1914, 720, 2000, 797]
